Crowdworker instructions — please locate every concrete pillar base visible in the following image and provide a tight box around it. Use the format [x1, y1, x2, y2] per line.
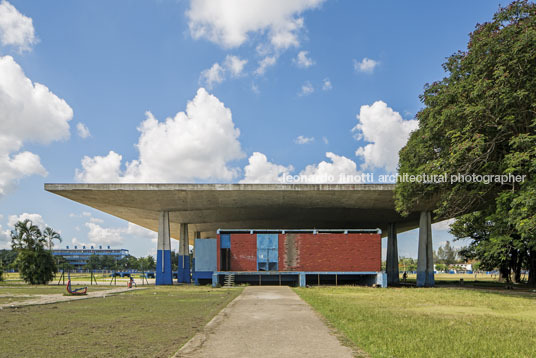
[386, 222, 399, 286]
[156, 211, 172, 285]
[417, 211, 434, 287]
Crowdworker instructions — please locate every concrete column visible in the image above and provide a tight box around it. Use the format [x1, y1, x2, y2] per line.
[299, 273, 306, 287]
[417, 211, 434, 287]
[386, 223, 399, 286]
[156, 211, 172, 285]
[177, 223, 191, 283]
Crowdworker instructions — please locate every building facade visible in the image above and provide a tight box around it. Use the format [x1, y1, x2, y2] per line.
[52, 246, 129, 269]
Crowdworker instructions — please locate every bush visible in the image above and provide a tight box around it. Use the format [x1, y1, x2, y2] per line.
[15, 249, 57, 284]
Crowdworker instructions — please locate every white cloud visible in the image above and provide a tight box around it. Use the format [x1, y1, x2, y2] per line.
[353, 101, 418, 172]
[354, 57, 379, 73]
[251, 82, 260, 94]
[255, 55, 277, 75]
[299, 81, 314, 96]
[300, 152, 362, 183]
[85, 222, 125, 246]
[0, 0, 36, 52]
[432, 218, 455, 231]
[187, 0, 325, 49]
[295, 135, 314, 144]
[322, 78, 332, 91]
[0, 56, 73, 196]
[8, 212, 46, 230]
[76, 88, 244, 183]
[294, 50, 314, 68]
[76, 122, 91, 138]
[224, 55, 247, 77]
[200, 55, 247, 88]
[200, 62, 225, 89]
[240, 152, 293, 183]
[0, 224, 11, 249]
[322, 136, 328, 144]
[89, 217, 104, 224]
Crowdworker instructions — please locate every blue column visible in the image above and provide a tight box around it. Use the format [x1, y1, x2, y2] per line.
[417, 211, 434, 287]
[177, 223, 191, 283]
[156, 211, 172, 285]
[299, 273, 306, 287]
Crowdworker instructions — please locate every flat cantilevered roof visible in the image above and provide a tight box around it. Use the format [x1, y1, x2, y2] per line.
[44, 183, 423, 243]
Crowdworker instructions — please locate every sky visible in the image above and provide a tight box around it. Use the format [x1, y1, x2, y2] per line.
[0, 0, 505, 258]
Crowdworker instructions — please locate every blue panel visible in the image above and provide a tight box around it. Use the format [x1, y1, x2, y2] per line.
[177, 255, 191, 283]
[195, 238, 217, 272]
[156, 249, 172, 285]
[220, 234, 230, 249]
[257, 234, 278, 271]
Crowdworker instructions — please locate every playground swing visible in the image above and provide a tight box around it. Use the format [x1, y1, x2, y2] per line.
[66, 280, 87, 295]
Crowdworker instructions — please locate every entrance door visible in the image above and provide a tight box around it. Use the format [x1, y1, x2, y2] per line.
[257, 234, 278, 271]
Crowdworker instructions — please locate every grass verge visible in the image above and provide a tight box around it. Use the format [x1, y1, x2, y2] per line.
[0, 285, 242, 357]
[295, 286, 536, 358]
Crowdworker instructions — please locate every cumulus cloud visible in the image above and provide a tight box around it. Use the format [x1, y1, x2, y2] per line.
[224, 55, 247, 77]
[295, 135, 314, 144]
[187, 0, 325, 50]
[299, 81, 314, 96]
[294, 50, 314, 68]
[353, 101, 418, 172]
[85, 222, 125, 246]
[0, 0, 36, 52]
[76, 122, 91, 138]
[200, 62, 225, 89]
[0, 56, 73, 196]
[240, 152, 293, 183]
[240, 152, 363, 184]
[8, 212, 46, 230]
[0, 224, 11, 249]
[200, 55, 248, 88]
[322, 78, 332, 91]
[354, 57, 378, 73]
[76, 88, 244, 183]
[300, 152, 362, 183]
[255, 55, 277, 75]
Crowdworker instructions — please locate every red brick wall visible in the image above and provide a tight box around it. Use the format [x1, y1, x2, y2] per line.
[279, 233, 380, 272]
[230, 233, 257, 271]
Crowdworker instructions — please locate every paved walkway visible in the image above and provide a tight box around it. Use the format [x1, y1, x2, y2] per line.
[0, 287, 145, 309]
[176, 286, 355, 358]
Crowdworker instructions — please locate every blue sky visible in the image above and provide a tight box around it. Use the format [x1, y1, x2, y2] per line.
[0, 0, 504, 257]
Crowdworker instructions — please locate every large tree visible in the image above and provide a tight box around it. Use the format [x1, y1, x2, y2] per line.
[11, 220, 57, 284]
[43, 227, 62, 251]
[395, 1, 536, 283]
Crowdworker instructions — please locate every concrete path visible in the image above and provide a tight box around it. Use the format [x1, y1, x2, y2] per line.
[176, 286, 355, 358]
[0, 287, 145, 309]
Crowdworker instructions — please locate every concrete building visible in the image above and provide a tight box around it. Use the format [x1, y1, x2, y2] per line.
[53, 246, 129, 269]
[44, 183, 436, 287]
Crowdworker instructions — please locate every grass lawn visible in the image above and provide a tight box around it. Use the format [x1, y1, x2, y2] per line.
[295, 286, 536, 358]
[0, 285, 242, 358]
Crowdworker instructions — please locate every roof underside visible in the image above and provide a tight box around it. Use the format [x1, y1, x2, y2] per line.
[44, 183, 423, 244]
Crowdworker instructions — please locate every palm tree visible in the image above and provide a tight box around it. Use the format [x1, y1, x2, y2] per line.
[11, 219, 43, 250]
[43, 227, 62, 251]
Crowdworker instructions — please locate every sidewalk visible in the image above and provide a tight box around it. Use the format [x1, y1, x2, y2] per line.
[176, 286, 356, 358]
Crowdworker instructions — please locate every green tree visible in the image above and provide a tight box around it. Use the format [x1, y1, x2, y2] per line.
[11, 220, 57, 284]
[395, 1, 536, 284]
[86, 254, 102, 270]
[43, 227, 62, 251]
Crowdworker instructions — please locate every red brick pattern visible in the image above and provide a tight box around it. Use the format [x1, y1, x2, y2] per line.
[279, 233, 380, 272]
[229, 233, 257, 271]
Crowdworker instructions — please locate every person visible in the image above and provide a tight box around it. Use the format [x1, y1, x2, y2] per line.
[402, 271, 408, 283]
[128, 276, 137, 288]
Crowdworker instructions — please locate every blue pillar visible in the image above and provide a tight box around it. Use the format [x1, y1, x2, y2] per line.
[299, 273, 306, 287]
[156, 211, 172, 285]
[417, 211, 434, 287]
[177, 223, 191, 283]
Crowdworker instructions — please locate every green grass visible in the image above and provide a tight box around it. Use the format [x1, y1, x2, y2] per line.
[0, 285, 242, 358]
[295, 286, 536, 358]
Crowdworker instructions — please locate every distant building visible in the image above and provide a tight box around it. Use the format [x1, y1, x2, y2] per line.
[53, 245, 129, 269]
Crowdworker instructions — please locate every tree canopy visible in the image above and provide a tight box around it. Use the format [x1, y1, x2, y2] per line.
[395, 1, 536, 283]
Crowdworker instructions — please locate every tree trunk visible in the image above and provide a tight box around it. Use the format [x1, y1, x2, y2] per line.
[529, 249, 536, 286]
